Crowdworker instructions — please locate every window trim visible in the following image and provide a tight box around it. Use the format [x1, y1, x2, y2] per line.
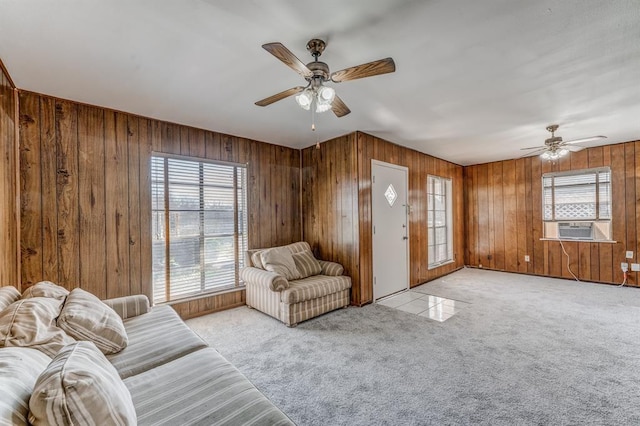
[151, 152, 249, 304]
[427, 174, 454, 269]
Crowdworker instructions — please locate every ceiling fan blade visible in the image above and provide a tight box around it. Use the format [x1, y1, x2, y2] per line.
[255, 86, 305, 107]
[262, 43, 313, 79]
[330, 57, 396, 83]
[331, 95, 351, 117]
[519, 147, 548, 158]
[563, 135, 607, 145]
[565, 144, 585, 152]
[520, 145, 547, 150]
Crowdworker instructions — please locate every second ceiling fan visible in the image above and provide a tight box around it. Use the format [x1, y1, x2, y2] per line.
[521, 125, 607, 160]
[255, 38, 396, 117]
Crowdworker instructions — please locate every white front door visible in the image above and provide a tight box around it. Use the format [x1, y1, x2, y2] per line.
[372, 160, 409, 301]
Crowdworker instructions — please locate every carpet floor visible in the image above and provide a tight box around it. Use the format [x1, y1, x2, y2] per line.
[186, 268, 640, 425]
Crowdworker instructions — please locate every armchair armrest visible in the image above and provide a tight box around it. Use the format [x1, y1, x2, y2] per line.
[102, 295, 150, 320]
[318, 260, 344, 276]
[240, 267, 289, 291]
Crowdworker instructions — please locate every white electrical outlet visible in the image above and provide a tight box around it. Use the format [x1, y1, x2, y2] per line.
[626, 251, 634, 259]
[621, 262, 629, 272]
[524, 255, 530, 262]
[632, 263, 640, 272]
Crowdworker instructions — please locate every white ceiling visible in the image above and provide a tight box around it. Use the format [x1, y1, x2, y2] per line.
[1, 0, 639, 165]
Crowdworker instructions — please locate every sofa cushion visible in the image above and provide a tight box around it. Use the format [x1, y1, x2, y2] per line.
[280, 275, 352, 304]
[0, 298, 75, 357]
[0, 286, 21, 311]
[0, 347, 52, 426]
[124, 348, 293, 426]
[57, 288, 128, 355]
[261, 247, 302, 280]
[107, 305, 207, 379]
[29, 341, 137, 426]
[21, 281, 69, 301]
[292, 250, 322, 278]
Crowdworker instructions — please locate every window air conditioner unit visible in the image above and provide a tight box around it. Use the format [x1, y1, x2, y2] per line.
[558, 222, 594, 240]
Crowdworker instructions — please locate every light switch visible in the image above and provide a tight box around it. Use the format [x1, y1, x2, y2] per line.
[632, 263, 640, 272]
[626, 251, 634, 259]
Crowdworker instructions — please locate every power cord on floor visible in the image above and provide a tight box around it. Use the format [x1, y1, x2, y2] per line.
[557, 238, 580, 282]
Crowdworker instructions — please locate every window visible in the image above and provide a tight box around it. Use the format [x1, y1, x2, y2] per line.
[427, 175, 453, 268]
[151, 154, 248, 304]
[542, 167, 611, 241]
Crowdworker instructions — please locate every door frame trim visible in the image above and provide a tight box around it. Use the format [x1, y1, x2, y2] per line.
[371, 159, 410, 301]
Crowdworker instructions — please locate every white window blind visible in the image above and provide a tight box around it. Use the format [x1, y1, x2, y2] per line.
[427, 175, 453, 268]
[542, 168, 611, 221]
[151, 155, 248, 304]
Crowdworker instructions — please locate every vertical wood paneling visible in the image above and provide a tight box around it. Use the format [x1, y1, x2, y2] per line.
[303, 132, 464, 306]
[19, 91, 301, 318]
[0, 65, 19, 287]
[77, 104, 107, 298]
[464, 141, 639, 286]
[19, 92, 42, 287]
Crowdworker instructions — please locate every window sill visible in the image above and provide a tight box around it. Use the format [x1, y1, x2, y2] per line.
[158, 285, 246, 306]
[428, 259, 455, 270]
[539, 238, 617, 244]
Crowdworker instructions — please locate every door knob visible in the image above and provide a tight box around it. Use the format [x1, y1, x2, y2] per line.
[403, 236, 408, 240]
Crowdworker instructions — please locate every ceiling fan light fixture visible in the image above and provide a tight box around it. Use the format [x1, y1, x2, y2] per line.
[318, 86, 335, 103]
[295, 89, 313, 110]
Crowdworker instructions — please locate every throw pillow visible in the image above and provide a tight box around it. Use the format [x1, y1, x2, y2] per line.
[251, 250, 264, 269]
[0, 286, 21, 311]
[260, 247, 302, 280]
[29, 341, 137, 426]
[0, 347, 52, 426]
[0, 297, 75, 357]
[22, 281, 69, 301]
[57, 288, 128, 355]
[291, 250, 322, 278]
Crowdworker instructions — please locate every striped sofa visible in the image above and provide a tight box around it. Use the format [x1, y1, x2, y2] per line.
[0, 288, 293, 426]
[241, 242, 352, 327]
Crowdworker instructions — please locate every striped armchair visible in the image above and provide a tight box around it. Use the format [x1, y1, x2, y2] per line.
[241, 242, 351, 327]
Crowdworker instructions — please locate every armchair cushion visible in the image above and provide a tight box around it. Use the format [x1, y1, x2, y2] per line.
[241, 267, 289, 291]
[292, 250, 322, 278]
[281, 275, 351, 304]
[260, 247, 302, 280]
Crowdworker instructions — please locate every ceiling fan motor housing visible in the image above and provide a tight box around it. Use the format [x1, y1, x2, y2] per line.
[306, 61, 330, 81]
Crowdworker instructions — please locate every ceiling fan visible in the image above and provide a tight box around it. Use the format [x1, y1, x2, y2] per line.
[255, 38, 396, 118]
[520, 125, 607, 160]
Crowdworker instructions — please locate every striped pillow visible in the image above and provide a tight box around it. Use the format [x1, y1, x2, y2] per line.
[260, 247, 302, 280]
[0, 298, 75, 357]
[251, 250, 264, 269]
[0, 286, 21, 311]
[22, 281, 69, 301]
[0, 347, 52, 426]
[29, 341, 137, 426]
[292, 250, 322, 278]
[57, 288, 128, 355]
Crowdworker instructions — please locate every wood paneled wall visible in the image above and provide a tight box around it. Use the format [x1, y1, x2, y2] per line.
[357, 132, 465, 303]
[301, 133, 360, 302]
[302, 131, 465, 306]
[464, 142, 640, 286]
[0, 62, 19, 288]
[19, 91, 301, 316]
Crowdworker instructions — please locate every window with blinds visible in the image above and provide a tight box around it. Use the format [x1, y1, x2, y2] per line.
[542, 167, 612, 240]
[151, 154, 248, 304]
[427, 175, 453, 268]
